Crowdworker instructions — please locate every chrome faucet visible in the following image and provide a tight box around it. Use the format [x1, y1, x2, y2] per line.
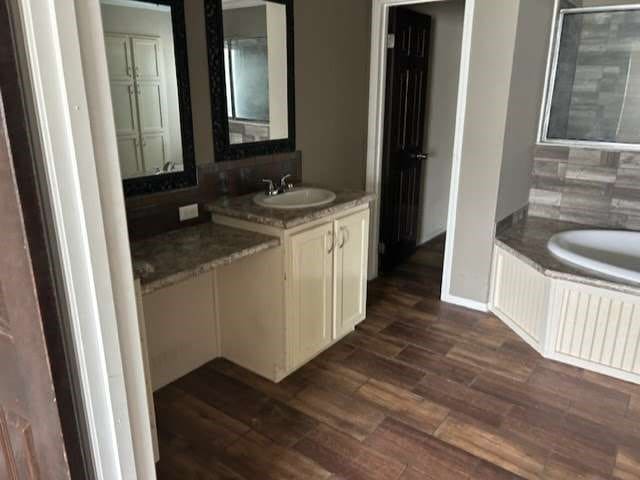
[261, 174, 295, 196]
[261, 179, 279, 196]
[279, 174, 294, 193]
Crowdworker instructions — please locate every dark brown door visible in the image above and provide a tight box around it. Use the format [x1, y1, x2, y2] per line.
[0, 97, 72, 479]
[0, 3, 92, 478]
[380, 7, 431, 273]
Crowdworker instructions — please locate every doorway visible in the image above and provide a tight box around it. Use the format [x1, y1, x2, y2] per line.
[376, 0, 466, 282]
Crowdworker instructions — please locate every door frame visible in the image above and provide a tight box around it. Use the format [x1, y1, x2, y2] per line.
[10, 0, 155, 478]
[366, 0, 482, 310]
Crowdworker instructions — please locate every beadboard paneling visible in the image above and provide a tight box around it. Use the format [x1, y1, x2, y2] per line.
[490, 247, 549, 349]
[553, 283, 640, 374]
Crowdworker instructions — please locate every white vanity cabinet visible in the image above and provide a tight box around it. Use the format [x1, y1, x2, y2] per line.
[287, 208, 369, 368]
[214, 204, 370, 380]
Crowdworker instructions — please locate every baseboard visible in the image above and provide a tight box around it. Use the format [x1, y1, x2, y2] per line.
[418, 226, 446, 246]
[441, 293, 488, 312]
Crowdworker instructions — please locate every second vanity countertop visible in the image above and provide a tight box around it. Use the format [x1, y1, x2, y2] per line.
[205, 188, 376, 229]
[132, 223, 279, 295]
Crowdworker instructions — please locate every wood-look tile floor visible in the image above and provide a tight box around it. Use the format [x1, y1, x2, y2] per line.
[155, 237, 640, 479]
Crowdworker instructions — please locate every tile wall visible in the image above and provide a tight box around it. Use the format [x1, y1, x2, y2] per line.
[528, 145, 640, 229]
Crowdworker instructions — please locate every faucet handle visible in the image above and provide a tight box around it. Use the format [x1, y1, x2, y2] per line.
[261, 179, 277, 196]
[279, 173, 293, 191]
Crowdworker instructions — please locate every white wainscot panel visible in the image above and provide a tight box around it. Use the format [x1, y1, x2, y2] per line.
[490, 246, 549, 352]
[550, 281, 640, 377]
[490, 244, 640, 385]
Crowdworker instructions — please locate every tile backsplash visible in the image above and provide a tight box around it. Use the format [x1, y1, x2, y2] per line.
[126, 152, 302, 240]
[528, 145, 640, 230]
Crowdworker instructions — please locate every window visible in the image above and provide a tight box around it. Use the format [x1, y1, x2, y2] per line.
[540, 6, 640, 150]
[224, 37, 270, 123]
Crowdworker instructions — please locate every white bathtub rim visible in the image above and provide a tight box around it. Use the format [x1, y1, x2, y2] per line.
[547, 230, 640, 286]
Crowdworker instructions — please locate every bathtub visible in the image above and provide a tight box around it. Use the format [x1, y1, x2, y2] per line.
[547, 229, 640, 284]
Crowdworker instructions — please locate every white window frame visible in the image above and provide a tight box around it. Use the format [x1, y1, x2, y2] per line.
[537, 2, 640, 152]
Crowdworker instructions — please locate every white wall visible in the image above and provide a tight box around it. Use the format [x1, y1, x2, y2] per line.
[409, 0, 465, 243]
[448, 0, 521, 303]
[296, 0, 372, 190]
[449, 0, 556, 304]
[496, 0, 554, 221]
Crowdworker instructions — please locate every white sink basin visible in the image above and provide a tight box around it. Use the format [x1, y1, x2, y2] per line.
[254, 188, 336, 209]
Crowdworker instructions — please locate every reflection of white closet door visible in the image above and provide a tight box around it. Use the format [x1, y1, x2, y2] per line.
[106, 34, 143, 177]
[141, 135, 166, 173]
[132, 37, 169, 173]
[117, 137, 143, 178]
[106, 34, 170, 177]
[106, 34, 133, 80]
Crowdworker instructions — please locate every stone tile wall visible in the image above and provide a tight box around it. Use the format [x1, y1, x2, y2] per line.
[528, 145, 640, 229]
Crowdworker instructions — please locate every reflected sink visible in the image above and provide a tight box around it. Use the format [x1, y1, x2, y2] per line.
[254, 188, 336, 209]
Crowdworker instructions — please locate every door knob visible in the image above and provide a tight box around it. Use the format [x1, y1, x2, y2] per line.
[412, 153, 428, 160]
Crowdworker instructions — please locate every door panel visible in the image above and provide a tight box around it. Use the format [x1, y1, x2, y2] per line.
[117, 136, 142, 178]
[141, 134, 166, 173]
[380, 7, 431, 272]
[132, 38, 162, 80]
[334, 210, 370, 338]
[111, 83, 138, 135]
[137, 82, 165, 132]
[0, 86, 70, 479]
[289, 223, 333, 366]
[105, 34, 132, 81]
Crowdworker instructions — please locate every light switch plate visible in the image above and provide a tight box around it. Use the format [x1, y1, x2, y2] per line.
[179, 204, 199, 222]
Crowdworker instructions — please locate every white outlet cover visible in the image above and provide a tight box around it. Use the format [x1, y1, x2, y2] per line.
[179, 204, 199, 222]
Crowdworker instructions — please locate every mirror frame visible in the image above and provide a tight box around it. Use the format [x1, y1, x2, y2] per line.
[204, 0, 296, 162]
[119, 0, 198, 197]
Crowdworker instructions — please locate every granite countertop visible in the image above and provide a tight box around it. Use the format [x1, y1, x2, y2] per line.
[131, 223, 279, 295]
[496, 216, 640, 295]
[205, 187, 376, 229]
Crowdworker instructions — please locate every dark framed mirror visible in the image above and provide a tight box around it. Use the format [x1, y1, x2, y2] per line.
[100, 0, 197, 196]
[204, 0, 295, 161]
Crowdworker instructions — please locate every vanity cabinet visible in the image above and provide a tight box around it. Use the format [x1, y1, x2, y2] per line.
[288, 208, 369, 367]
[214, 204, 370, 380]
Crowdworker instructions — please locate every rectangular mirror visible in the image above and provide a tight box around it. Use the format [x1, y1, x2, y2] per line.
[101, 0, 197, 196]
[541, 5, 640, 150]
[205, 0, 295, 161]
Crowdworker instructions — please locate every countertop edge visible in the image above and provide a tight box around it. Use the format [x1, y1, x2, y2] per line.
[205, 192, 376, 229]
[494, 238, 640, 296]
[140, 237, 280, 295]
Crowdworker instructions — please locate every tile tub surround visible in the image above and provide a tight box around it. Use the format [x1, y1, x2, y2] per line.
[496, 216, 640, 295]
[131, 223, 279, 294]
[206, 188, 376, 229]
[125, 152, 302, 241]
[529, 146, 640, 229]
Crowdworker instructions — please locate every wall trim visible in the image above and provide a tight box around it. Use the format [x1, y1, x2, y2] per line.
[441, 293, 488, 313]
[365, 0, 477, 313]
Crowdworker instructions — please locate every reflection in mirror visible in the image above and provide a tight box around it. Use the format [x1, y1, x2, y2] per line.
[543, 6, 640, 148]
[221, 0, 289, 145]
[101, 0, 192, 183]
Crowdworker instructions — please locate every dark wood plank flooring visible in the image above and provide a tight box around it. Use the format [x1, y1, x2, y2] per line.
[155, 236, 640, 479]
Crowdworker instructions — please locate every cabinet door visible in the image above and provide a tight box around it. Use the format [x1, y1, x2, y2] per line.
[117, 136, 143, 178]
[289, 222, 334, 366]
[141, 134, 166, 173]
[334, 209, 370, 338]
